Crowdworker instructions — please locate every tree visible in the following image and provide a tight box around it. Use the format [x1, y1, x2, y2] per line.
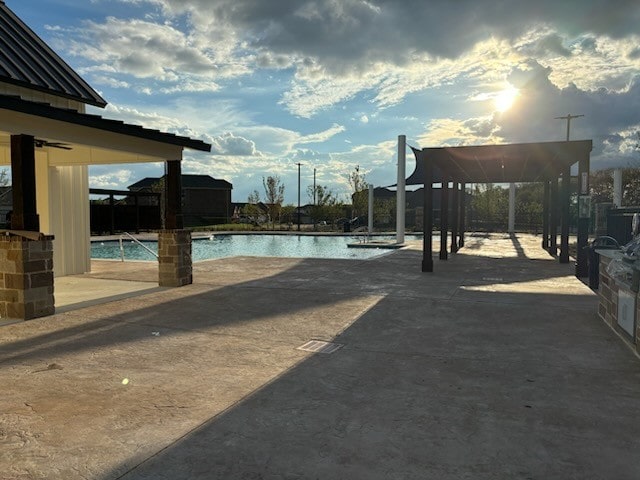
[374, 197, 396, 227]
[348, 165, 368, 217]
[589, 168, 640, 206]
[262, 175, 285, 228]
[243, 190, 262, 224]
[470, 184, 508, 230]
[280, 204, 296, 226]
[308, 185, 343, 225]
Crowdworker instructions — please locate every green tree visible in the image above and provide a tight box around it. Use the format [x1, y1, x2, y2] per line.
[262, 175, 285, 228]
[348, 165, 368, 217]
[280, 204, 296, 226]
[515, 183, 543, 231]
[470, 183, 509, 230]
[243, 190, 262, 224]
[373, 197, 396, 227]
[308, 185, 343, 225]
[589, 168, 640, 206]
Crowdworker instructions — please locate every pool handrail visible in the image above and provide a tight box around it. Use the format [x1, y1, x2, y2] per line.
[119, 232, 159, 261]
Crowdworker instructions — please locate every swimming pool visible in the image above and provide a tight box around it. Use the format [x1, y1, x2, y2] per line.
[91, 234, 419, 261]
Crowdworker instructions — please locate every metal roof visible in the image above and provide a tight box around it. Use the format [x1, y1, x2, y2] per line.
[129, 175, 231, 190]
[0, 93, 211, 151]
[406, 140, 593, 184]
[0, 2, 107, 107]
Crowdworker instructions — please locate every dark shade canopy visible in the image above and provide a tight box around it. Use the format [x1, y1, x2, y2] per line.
[407, 140, 593, 185]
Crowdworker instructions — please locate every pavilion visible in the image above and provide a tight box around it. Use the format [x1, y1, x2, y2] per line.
[0, 1, 211, 319]
[406, 140, 593, 277]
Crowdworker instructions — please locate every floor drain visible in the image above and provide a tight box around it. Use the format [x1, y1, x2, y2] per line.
[297, 340, 343, 354]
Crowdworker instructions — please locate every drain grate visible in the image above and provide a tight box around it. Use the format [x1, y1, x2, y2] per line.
[297, 340, 344, 354]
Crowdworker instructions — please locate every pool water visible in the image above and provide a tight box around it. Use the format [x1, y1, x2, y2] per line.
[91, 234, 419, 261]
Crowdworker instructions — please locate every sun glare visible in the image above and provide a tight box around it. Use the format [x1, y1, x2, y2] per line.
[494, 87, 519, 112]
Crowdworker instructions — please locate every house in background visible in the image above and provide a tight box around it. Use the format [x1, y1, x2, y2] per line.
[129, 175, 232, 226]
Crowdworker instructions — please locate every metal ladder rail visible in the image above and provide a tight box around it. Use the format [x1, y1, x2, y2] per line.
[119, 232, 159, 261]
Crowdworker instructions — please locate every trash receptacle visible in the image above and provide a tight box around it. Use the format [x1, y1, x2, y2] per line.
[589, 236, 620, 289]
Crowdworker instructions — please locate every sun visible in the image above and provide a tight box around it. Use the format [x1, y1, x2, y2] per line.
[494, 87, 519, 112]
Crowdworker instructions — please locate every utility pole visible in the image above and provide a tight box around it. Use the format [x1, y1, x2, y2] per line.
[296, 162, 302, 231]
[555, 114, 584, 141]
[313, 168, 316, 205]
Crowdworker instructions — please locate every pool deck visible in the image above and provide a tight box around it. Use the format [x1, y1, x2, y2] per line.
[2, 233, 640, 479]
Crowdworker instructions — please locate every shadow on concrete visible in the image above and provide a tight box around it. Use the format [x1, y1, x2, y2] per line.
[0, 243, 592, 367]
[101, 276, 640, 480]
[4, 234, 638, 479]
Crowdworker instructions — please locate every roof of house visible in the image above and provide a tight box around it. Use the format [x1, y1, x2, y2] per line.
[0, 94, 211, 151]
[0, 1, 107, 107]
[129, 174, 232, 190]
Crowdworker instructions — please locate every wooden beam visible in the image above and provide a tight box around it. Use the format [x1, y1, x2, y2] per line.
[542, 181, 550, 249]
[560, 168, 570, 263]
[10, 135, 39, 231]
[451, 181, 459, 253]
[165, 160, 183, 229]
[422, 152, 433, 272]
[549, 178, 558, 256]
[575, 155, 590, 277]
[440, 175, 449, 261]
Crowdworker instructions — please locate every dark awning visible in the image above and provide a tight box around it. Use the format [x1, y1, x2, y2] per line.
[0, 94, 211, 153]
[407, 140, 593, 184]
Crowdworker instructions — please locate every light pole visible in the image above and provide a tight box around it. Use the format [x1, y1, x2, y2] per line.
[313, 167, 316, 205]
[555, 114, 584, 141]
[296, 162, 302, 231]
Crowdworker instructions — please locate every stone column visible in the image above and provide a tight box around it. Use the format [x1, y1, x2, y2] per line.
[0, 234, 54, 320]
[158, 230, 192, 287]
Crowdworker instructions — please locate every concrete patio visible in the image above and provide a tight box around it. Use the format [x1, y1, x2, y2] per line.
[1, 233, 640, 479]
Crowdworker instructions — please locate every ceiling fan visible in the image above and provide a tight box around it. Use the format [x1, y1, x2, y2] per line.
[34, 138, 72, 150]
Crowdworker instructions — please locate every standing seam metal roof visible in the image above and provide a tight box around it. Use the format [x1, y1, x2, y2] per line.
[0, 2, 107, 107]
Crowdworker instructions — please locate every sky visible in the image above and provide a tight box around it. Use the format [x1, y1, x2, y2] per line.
[9, 0, 640, 204]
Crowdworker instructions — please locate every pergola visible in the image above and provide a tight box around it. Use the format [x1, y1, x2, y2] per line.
[406, 140, 593, 277]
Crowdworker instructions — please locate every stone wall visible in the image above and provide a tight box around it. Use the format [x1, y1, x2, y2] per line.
[0, 234, 54, 320]
[598, 255, 639, 356]
[158, 229, 192, 287]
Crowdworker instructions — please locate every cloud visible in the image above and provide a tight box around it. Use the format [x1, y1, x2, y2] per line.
[209, 132, 261, 156]
[89, 168, 134, 188]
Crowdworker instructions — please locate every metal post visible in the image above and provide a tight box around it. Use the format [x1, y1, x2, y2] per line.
[368, 184, 374, 236]
[297, 162, 302, 232]
[396, 135, 406, 244]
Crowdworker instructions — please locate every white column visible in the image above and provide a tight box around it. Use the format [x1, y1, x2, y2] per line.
[396, 135, 406, 244]
[613, 168, 623, 207]
[368, 184, 374, 235]
[508, 182, 516, 233]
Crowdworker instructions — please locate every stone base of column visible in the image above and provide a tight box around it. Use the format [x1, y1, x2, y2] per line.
[158, 230, 192, 287]
[0, 233, 54, 320]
